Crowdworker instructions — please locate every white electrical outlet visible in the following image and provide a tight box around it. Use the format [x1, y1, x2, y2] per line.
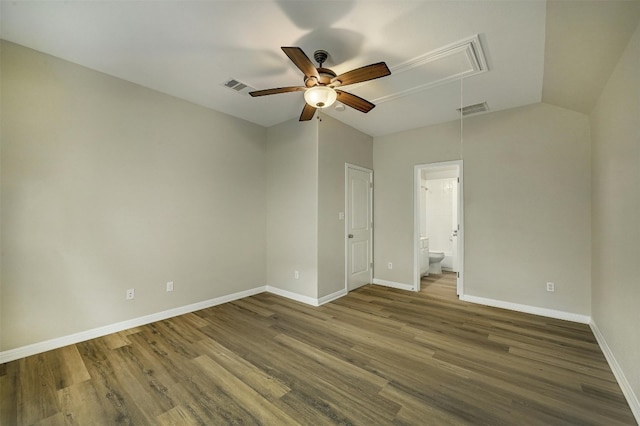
[388, 262, 393, 269]
[546, 282, 555, 292]
[126, 288, 135, 300]
[338, 212, 345, 220]
[294, 270, 300, 279]
[166, 281, 174, 292]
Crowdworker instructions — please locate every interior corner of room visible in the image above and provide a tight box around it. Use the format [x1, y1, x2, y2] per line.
[1, 1, 639, 422]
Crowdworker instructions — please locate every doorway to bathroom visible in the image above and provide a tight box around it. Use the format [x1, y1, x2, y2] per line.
[413, 160, 464, 295]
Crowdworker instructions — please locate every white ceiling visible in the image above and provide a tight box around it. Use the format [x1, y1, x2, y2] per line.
[1, 1, 639, 137]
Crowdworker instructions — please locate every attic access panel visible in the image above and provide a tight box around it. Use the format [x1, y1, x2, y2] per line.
[351, 35, 488, 105]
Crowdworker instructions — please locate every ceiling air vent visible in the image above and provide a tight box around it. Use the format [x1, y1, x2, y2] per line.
[457, 102, 489, 116]
[222, 78, 254, 95]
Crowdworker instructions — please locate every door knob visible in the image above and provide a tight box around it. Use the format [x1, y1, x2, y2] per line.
[348, 234, 354, 238]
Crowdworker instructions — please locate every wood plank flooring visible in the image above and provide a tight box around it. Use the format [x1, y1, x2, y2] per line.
[1, 272, 636, 425]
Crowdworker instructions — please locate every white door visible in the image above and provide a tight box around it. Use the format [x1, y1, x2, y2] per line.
[451, 178, 459, 272]
[346, 165, 373, 291]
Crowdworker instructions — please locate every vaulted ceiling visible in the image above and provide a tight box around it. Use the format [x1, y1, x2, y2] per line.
[2, 1, 639, 137]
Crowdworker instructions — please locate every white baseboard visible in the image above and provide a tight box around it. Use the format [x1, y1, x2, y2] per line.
[372, 278, 416, 292]
[0, 286, 266, 364]
[590, 320, 640, 423]
[0, 283, 352, 363]
[265, 286, 320, 306]
[318, 288, 348, 305]
[3, 284, 637, 425]
[265, 286, 348, 306]
[458, 294, 640, 420]
[459, 294, 591, 324]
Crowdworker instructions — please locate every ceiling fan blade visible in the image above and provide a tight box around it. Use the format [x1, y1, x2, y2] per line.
[331, 62, 391, 87]
[299, 103, 317, 121]
[282, 47, 320, 80]
[249, 86, 306, 97]
[336, 90, 376, 113]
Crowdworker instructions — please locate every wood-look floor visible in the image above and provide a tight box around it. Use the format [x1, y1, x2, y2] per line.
[1, 272, 636, 425]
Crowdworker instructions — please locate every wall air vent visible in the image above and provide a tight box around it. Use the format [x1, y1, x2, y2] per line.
[457, 101, 489, 116]
[222, 78, 254, 95]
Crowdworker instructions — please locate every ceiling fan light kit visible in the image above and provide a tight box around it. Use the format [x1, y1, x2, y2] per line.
[250, 47, 391, 121]
[304, 85, 337, 108]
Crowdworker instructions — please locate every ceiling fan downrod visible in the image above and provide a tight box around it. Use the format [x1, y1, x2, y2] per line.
[313, 50, 329, 67]
[248, 46, 391, 121]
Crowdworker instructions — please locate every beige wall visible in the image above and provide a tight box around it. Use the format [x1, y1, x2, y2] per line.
[317, 114, 373, 298]
[0, 41, 267, 350]
[4, 35, 636, 416]
[265, 113, 372, 301]
[373, 121, 461, 285]
[590, 22, 640, 407]
[374, 102, 592, 315]
[266, 118, 318, 298]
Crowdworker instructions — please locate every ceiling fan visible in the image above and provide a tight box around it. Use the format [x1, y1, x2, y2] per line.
[249, 47, 391, 121]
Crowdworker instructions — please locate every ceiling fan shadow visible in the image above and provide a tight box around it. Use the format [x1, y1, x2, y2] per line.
[210, 47, 291, 79]
[293, 28, 365, 68]
[275, 0, 356, 30]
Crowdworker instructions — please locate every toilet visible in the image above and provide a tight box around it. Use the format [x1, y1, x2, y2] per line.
[428, 251, 445, 274]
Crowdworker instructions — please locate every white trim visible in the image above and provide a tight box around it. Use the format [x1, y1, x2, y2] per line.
[413, 164, 421, 292]
[590, 321, 640, 422]
[0, 284, 353, 363]
[456, 164, 464, 296]
[318, 289, 348, 306]
[348, 35, 488, 105]
[388, 34, 488, 79]
[460, 294, 591, 324]
[0, 286, 266, 364]
[345, 163, 374, 293]
[372, 278, 415, 292]
[6, 285, 636, 426]
[414, 160, 464, 295]
[266, 286, 320, 307]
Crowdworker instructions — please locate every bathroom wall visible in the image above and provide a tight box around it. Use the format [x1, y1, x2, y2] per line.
[419, 177, 428, 238]
[425, 177, 457, 268]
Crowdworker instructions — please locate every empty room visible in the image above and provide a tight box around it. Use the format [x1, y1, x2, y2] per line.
[1, 1, 639, 424]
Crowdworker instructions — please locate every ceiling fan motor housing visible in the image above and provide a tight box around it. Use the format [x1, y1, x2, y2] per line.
[304, 68, 337, 87]
[250, 46, 390, 121]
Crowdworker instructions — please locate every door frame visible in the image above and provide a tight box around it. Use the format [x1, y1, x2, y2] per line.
[345, 163, 374, 292]
[413, 160, 464, 295]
